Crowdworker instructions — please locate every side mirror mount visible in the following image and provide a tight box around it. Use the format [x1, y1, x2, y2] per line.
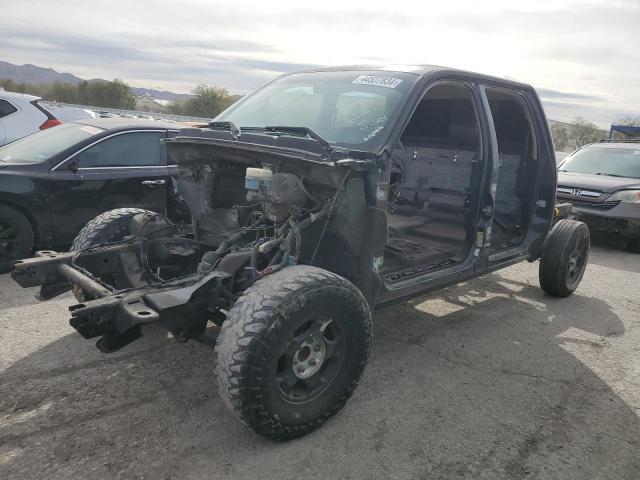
[66, 158, 79, 173]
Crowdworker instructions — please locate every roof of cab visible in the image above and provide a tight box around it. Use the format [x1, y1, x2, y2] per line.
[295, 64, 533, 90]
[299, 64, 441, 75]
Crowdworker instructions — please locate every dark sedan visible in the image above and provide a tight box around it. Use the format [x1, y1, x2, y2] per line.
[0, 118, 181, 271]
[557, 140, 640, 252]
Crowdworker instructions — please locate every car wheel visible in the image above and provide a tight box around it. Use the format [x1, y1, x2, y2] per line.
[70, 208, 160, 301]
[0, 205, 35, 274]
[215, 265, 372, 441]
[539, 219, 590, 297]
[625, 238, 640, 254]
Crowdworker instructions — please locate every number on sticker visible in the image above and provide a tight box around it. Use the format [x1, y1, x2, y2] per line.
[352, 75, 403, 89]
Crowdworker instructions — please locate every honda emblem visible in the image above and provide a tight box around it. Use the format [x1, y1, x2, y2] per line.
[571, 188, 582, 197]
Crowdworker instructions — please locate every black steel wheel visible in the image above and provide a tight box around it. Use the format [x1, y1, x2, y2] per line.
[0, 205, 34, 273]
[274, 315, 346, 405]
[539, 219, 590, 297]
[216, 265, 372, 441]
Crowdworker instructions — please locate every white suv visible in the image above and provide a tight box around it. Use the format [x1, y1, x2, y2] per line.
[0, 90, 61, 145]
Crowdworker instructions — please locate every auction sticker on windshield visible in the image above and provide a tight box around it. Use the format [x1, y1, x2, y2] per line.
[352, 75, 403, 89]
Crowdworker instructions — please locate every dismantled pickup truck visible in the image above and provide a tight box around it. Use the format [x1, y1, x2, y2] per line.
[11, 65, 589, 440]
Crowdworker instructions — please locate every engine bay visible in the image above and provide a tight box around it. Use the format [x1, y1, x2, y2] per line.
[169, 147, 350, 297]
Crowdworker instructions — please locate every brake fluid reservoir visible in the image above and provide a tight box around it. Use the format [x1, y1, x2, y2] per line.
[245, 166, 273, 191]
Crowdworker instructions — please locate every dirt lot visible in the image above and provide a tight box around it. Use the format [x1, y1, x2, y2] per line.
[1, 235, 639, 479]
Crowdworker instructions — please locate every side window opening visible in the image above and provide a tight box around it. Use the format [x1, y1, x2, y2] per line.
[485, 89, 536, 251]
[0, 99, 18, 118]
[76, 132, 163, 168]
[384, 82, 481, 277]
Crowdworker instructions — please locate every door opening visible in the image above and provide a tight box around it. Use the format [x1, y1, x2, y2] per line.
[383, 82, 481, 279]
[485, 89, 537, 252]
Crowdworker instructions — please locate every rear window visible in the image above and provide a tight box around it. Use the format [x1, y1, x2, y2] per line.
[31, 100, 55, 120]
[560, 146, 640, 179]
[0, 123, 105, 163]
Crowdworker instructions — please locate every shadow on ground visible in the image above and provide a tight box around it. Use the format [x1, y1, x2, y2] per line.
[588, 232, 640, 274]
[0, 273, 639, 479]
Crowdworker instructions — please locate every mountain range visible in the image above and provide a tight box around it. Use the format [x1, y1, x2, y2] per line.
[0, 60, 192, 101]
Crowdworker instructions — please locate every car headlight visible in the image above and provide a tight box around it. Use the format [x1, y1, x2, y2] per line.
[608, 190, 640, 204]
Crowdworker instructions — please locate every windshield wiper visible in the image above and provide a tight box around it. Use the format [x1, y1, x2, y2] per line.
[242, 126, 334, 155]
[208, 121, 241, 139]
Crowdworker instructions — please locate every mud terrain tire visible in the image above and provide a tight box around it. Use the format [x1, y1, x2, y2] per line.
[215, 265, 372, 441]
[70, 208, 156, 301]
[539, 219, 589, 297]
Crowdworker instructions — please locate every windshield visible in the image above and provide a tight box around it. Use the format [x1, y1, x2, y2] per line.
[215, 70, 419, 151]
[559, 145, 640, 179]
[0, 123, 105, 163]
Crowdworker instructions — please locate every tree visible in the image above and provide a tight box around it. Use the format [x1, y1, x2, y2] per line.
[1, 78, 136, 110]
[77, 81, 90, 105]
[550, 123, 570, 151]
[566, 117, 606, 149]
[110, 79, 136, 110]
[614, 116, 640, 127]
[50, 82, 78, 103]
[609, 116, 640, 139]
[82, 79, 136, 110]
[172, 84, 236, 118]
[0, 79, 30, 94]
[0, 79, 16, 92]
[166, 100, 184, 115]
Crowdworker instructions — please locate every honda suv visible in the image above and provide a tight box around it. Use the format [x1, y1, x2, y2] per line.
[557, 139, 640, 252]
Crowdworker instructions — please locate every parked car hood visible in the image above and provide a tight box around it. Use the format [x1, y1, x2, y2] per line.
[557, 171, 640, 193]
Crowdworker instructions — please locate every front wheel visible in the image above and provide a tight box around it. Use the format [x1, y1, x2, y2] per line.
[539, 219, 590, 297]
[215, 265, 372, 441]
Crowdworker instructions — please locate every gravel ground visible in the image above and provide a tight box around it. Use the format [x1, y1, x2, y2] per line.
[0, 235, 639, 479]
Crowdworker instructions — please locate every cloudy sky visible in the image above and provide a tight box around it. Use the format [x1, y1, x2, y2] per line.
[1, 0, 638, 126]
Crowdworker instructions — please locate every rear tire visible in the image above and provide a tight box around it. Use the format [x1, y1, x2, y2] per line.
[539, 219, 590, 297]
[215, 265, 372, 441]
[626, 238, 640, 254]
[0, 205, 34, 273]
[70, 208, 158, 301]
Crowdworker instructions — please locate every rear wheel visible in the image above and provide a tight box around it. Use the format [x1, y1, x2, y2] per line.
[539, 219, 590, 297]
[0, 205, 34, 273]
[70, 208, 159, 301]
[215, 265, 372, 441]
